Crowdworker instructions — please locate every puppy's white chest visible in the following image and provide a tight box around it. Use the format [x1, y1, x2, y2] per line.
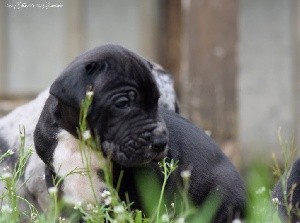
[53, 130, 106, 205]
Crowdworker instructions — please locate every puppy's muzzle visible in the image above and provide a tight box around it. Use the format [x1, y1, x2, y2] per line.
[151, 122, 168, 152]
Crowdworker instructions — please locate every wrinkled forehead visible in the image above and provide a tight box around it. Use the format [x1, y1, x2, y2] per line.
[95, 67, 160, 105]
[72, 45, 154, 83]
[72, 44, 159, 98]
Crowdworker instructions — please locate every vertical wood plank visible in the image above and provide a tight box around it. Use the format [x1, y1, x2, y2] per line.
[157, 0, 182, 93]
[180, 0, 238, 157]
[64, 0, 85, 63]
[140, 0, 160, 61]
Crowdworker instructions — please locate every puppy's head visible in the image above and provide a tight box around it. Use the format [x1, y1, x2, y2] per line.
[50, 44, 168, 166]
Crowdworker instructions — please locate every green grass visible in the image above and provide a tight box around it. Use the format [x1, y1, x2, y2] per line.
[0, 93, 297, 222]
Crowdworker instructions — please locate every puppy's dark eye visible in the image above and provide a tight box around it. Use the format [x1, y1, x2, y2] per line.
[115, 97, 130, 109]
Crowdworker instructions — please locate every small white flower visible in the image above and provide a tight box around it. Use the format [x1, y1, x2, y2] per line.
[255, 187, 266, 195]
[74, 201, 82, 210]
[232, 219, 242, 223]
[104, 196, 112, 206]
[82, 130, 91, 140]
[180, 170, 191, 179]
[113, 205, 124, 213]
[48, 187, 58, 194]
[101, 189, 112, 205]
[86, 203, 94, 211]
[101, 190, 111, 198]
[169, 162, 175, 169]
[171, 202, 175, 208]
[2, 172, 12, 179]
[59, 216, 66, 221]
[272, 197, 280, 205]
[86, 90, 94, 98]
[161, 214, 169, 222]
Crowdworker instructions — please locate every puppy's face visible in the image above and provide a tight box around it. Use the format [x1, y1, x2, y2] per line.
[50, 45, 168, 166]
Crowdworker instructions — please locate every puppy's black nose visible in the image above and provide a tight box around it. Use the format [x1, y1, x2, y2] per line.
[152, 136, 168, 151]
[151, 122, 168, 151]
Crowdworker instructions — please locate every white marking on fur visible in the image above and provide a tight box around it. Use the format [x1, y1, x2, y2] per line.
[53, 130, 106, 205]
[0, 89, 49, 152]
[25, 153, 50, 211]
[151, 63, 177, 111]
[0, 89, 50, 211]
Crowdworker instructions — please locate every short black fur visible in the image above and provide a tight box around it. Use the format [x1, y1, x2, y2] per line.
[114, 109, 246, 222]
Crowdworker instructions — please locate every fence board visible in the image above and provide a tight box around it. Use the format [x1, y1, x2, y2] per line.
[180, 0, 238, 154]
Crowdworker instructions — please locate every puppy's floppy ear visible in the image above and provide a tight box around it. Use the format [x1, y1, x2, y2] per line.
[50, 62, 98, 108]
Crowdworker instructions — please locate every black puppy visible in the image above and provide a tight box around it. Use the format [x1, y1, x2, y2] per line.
[162, 109, 246, 221]
[272, 158, 300, 223]
[0, 48, 178, 212]
[34, 44, 169, 204]
[34, 44, 246, 222]
[116, 109, 246, 222]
